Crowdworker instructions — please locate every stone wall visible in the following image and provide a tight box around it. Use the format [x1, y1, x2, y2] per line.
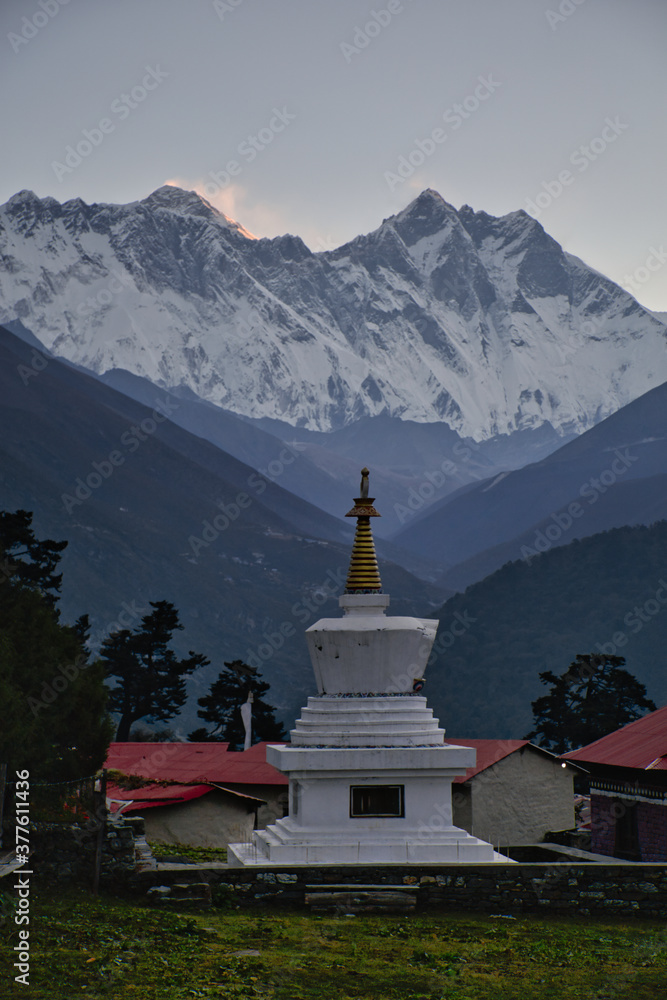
[25, 816, 667, 918]
[29, 817, 140, 883]
[133, 863, 667, 918]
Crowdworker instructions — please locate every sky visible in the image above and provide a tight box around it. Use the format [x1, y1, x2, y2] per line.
[2, 0, 666, 310]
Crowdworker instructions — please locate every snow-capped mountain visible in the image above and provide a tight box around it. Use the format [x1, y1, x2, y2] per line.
[1, 185, 665, 439]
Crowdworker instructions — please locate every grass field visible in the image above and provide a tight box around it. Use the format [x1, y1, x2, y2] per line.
[1, 885, 666, 999]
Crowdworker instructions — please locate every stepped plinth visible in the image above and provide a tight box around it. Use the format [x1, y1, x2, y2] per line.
[228, 469, 507, 866]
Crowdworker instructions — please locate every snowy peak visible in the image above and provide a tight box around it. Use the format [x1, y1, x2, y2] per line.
[0, 187, 665, 437]
[141, 184, 221, 217]
[391, 188, 460, 246]
[140, 185, 256, 239]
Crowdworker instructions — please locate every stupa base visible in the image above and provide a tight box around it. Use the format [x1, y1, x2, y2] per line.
[228, 819, 511, 866]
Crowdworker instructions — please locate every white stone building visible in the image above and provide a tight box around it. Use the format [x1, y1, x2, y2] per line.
[447, 739, 578, 846]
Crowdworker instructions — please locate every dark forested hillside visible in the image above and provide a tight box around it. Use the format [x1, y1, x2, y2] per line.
[427, 521, 667, 740]
[393, 378, 667, 581]
[0, 325, 446, 733]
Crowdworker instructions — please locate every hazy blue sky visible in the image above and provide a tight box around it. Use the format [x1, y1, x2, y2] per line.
[2, 0, 666, 309]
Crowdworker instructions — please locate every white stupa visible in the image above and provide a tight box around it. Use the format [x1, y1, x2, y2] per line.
[228, 469, 505, 865]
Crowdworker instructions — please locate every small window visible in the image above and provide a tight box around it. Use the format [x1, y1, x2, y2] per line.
[350, 785, 404, 818]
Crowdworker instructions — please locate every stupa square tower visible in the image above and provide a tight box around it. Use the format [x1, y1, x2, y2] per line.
[228, 470, 503, 865]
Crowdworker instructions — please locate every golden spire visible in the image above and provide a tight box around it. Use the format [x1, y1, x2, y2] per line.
[344, 467, 382, 593]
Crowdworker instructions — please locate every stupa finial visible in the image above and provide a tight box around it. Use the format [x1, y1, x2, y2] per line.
[344, 467, 382, 593]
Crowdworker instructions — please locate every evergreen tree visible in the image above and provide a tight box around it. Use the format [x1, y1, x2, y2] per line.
[0, 508, 67, 603]
[525, 653, 656, 753]
[101, 601, 208, 740]
[190, 659, 286, 748]
[0, 511, 113, 780]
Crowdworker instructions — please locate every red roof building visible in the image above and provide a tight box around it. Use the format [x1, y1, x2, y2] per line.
[447, 739, 537, 782]
[443, 739, 580, 847]
[104, 742, 288, 849]
[563, 706, 667, 861]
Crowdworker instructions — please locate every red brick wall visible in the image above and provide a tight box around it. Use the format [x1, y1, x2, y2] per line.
[590, 794, 666, 861]
[590, 795, 617, 856]
[637, 801, 667, 862]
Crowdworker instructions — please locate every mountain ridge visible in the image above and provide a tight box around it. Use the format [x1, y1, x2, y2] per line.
[393, 377, 667, 584]
[428, 520, 667, 738]
[1, 185, 664, 441]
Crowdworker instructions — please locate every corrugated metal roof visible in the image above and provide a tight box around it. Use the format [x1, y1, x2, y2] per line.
[107, 780, 266, 813]
[563, 704, 667, 770]
[107, 782, 213, 812]
[446, 739, 529, 782]
[105, 741, 288, 786]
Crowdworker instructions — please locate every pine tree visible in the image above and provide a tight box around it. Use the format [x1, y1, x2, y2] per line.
[0, 510, 113, 780]
[0, 508, 67, 602]
[190, 659, 286, 748]
[525, 653, 656, 753]
[101, 601, 208, 740]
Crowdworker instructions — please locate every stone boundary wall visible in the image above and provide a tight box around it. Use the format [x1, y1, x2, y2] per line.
[133, 863, 667, 919]
[26, 818, 139, 883]
[18, 828, 667, 919]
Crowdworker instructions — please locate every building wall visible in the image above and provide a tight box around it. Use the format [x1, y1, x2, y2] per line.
[141, 792, 255, 848]
[637, 801, 667, 861]
[252, 785, 288, 828]
[464, 749, 574, 845]
[590, 794, 617, 856]
[592, 793, 667, 861]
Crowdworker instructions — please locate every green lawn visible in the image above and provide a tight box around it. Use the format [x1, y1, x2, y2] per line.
[148, 842, 228, 864]
[1, 885, 665, 999]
